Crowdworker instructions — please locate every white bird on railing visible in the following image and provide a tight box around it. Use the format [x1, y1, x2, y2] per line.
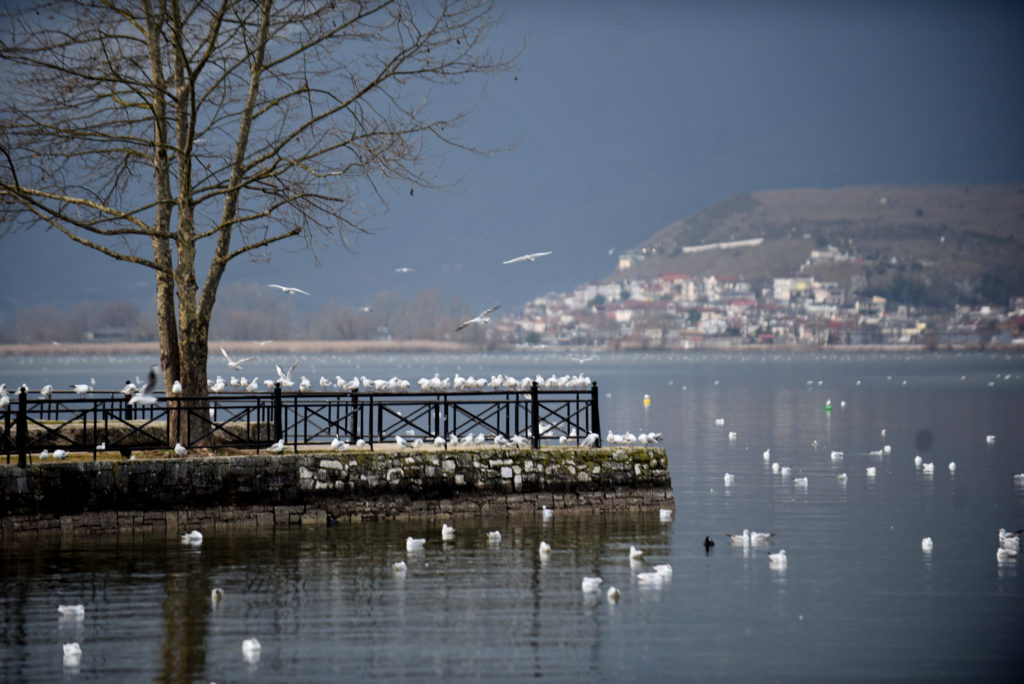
[582, 432, 599, 447]
[298, 376, 312, 393]
[39, 384, 53, 399]
[221, 347, 254, 371]
[126, 366, 160, 406]
[71, 381, 94, 396]
[503, 251, 552, 264]
[0, 393, 8, 410]
[170, 380, 183, 394]
[267, 283, 310, 295]
[209, 376, 227, 394]
[245, 377, 260, 393]
[263, 379, 277, 390]
[121, 380, 137, 396]
[319, 376, 332, 390]
[275, 361, 299, 389]
[455, 305, 500, 332]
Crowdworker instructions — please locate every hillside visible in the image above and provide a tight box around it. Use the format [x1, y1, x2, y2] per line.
[612, 184, 1024, 308]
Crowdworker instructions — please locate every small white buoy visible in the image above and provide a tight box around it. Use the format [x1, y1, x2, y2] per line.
[921, 537, 933, 552]
[986, 435, 996, 444]
[948, 462, 956, 473]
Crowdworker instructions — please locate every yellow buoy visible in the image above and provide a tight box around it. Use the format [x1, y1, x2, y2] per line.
[643, 394, 651, 408]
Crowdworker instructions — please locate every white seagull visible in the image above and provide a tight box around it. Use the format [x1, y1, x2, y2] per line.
[268, 438, 285, 454]
[769, 549, 787, 568]
[63, 642, 82, 667]
[221, 347, 255, 371]
[503, 251, 552, 264]
[406, 536, 426, 551]
[71, 380, 94, 396]
[442, 523, 456, 541]
[267, 283, 310, 295]
[128, 365, 160, 406]
[275, 361, 299, 389]
[174, 443, 188, 457]
[455, 305, 500, 332]
[581, 576, 603, 592]
[181, 530, 203, 544]
[58, 604, 85, 618]
[40, 384, 53, 399]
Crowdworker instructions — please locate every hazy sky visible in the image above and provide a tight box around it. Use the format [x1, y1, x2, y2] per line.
[3, 0, 1023, 323]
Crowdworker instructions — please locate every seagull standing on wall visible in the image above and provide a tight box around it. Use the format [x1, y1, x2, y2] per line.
[455, 305, 500, 332]
[267, 284, 310, 295]
[503, 251, 552, 264]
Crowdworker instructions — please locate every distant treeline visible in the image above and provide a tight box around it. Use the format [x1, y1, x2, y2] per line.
[1, 285, 481, 345]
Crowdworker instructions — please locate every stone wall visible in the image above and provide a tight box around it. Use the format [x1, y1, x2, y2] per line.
[0, 447, 674, 540]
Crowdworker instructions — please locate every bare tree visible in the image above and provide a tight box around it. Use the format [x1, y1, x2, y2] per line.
[0, 0, 513, 440]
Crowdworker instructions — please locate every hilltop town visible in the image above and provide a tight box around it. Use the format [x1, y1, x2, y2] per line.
[491, 185, 1024, 350]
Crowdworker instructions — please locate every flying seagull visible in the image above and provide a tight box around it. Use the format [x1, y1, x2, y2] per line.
[221, 347, 255, 371]
[455, 305, 500, 332]
[267, 284, 310, 295]
[128, 365, 160, 405]
[503, 251, 552, 264]
[395, 267, 415, 274]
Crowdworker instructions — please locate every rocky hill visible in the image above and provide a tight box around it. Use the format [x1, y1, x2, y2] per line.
[613, 184, 1024, 309]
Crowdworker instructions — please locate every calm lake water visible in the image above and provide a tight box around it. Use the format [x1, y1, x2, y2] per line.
[2, 350, 1024, 682]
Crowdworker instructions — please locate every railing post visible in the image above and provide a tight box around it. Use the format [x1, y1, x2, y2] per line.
[591, 382, 602, 447]
[351, 388, 359, 443]
[273, 383, 283, 444]
[17, 387, 28, 468]
[530, 381, 540, 449]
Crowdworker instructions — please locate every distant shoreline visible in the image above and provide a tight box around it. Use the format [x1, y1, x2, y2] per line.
[0, 340, 476, 357]
[1, 340, 1020, 356]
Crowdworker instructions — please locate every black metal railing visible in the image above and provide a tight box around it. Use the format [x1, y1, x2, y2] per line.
[2, 382, 602, 465]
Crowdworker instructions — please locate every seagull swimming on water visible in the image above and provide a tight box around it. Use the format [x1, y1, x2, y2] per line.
[503, 251, 552, 264]
[267, 283, 310, 295]
[455, 305, 500, 332]
[221, 347, 255, 371]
